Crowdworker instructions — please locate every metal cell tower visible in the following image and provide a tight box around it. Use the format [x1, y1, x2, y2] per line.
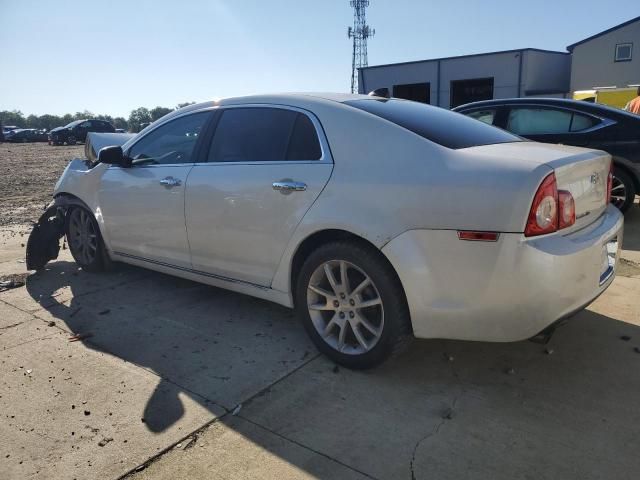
[347, 0, 375, 93]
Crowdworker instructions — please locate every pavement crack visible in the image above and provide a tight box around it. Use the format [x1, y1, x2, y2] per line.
[238, 416, 381, 480]
[410, 394, 460, 480]
[0, 322, 23, 330]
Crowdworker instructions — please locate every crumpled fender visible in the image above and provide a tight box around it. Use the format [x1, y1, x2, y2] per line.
[25, 195, 89, 270]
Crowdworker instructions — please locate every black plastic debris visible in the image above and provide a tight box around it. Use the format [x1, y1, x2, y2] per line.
[25, 205, 65, 271]
[0, 278, 25, 292]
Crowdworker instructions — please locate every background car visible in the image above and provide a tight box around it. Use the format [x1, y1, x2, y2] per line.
[48, 119, 115, 145]
[4, 128, 46, 143]
[27, 94, 622, 368]
[453, 98, 640, 212]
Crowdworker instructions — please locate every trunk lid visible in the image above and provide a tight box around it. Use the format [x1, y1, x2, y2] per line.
[460, 142, 611, 232]
[546, 150, 610, 231]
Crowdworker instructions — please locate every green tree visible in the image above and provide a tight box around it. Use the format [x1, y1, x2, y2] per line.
[128, 107, 152, 133]
[0, 110, 26, 128]
[113, 117, 128, 131]
[150, 106, 173, 121]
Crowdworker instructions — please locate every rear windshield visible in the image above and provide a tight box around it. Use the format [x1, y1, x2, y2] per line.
[345, 99, 521, 149]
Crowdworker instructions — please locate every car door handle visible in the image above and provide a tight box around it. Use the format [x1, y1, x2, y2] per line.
[272, 181, 307, 193]
[159, 176, 182, 187]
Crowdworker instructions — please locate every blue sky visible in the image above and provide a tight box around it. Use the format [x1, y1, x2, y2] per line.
[0, 0, 637, 117]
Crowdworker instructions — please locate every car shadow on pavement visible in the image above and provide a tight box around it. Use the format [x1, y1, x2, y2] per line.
[24, 260, 640, 479]
[622, 205, 640, 251]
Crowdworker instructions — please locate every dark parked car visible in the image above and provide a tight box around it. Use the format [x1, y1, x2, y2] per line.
[454, 98, 640, 212]
[5, 128, 47, 143]
[48, 119, 115, 146]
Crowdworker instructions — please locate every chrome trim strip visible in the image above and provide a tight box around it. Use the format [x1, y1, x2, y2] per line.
[113, 251, 269, 291]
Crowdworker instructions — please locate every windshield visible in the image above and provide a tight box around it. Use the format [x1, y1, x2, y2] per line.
[345, 98, 521, 149]
[64, 120, 83, 128]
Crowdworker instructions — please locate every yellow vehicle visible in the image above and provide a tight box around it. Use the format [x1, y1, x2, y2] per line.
[573, 87, 638, 109]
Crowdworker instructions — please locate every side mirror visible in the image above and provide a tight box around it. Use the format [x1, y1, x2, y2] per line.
[98, 145, 130, 167]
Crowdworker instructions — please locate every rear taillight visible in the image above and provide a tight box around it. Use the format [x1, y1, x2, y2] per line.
[525, 173, 576, 237]
[607, 161, 613, 203]
[558, 190, 575, 229]
[525, 173, 558, 237]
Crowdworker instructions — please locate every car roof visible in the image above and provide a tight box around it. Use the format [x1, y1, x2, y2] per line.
[453, 97, 640, 121]
[176, 93, 371, 112]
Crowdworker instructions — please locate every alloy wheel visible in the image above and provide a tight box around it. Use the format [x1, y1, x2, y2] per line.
[68, 208, 98, 265]
[307, 260, 384, 355]
[610, 175, 626, 210]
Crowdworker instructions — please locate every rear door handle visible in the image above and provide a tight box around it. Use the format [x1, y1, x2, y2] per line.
[159, 176, 182, 188]
[272, 181, 307, 193]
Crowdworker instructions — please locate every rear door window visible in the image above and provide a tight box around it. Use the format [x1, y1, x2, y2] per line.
[507, 108, 599, 135]
[344, 99, 520, 149]
[208, 107, 322, 162]
[466, 109, 497, 125]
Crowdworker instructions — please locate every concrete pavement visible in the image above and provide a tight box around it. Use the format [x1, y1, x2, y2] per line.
[0, 207, 639, 479]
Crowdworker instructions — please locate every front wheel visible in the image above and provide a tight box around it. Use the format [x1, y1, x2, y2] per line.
[295, 241, 412, 369]
[67, 136, 76, 145]
[65, 207, 106, 272]
[611, 167, 636, 213]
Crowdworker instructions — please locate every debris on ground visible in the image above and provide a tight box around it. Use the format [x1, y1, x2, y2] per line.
[0, 273, 28, 292]
[47, 321, 56, 327]
[544, 347, 554, 355]
[183, 436, 197, 449]
[84, 410, 90, 416]
[98, 437, 113, 447]
[442, 407, 454, 420]
[620, 335, 631, 341]
[68, 333, 93, 342]
[505, 367, 516, 375]
[444, 353, 455, 362]
[98, 309, 110, 315]
[232, 404, 242, 416]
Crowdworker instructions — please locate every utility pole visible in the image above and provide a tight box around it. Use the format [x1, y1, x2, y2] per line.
[348, 1, 375, 93]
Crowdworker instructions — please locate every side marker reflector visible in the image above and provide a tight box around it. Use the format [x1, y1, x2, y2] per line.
[457, 231, 500, 242]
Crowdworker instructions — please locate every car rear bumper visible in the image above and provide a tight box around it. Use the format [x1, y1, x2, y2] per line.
[381, 205, 624, 342]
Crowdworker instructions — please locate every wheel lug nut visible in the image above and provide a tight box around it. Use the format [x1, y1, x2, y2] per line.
[349, 311, 354, 318]
[333, 300, 340, 308]
[349, 299, 355, 306]
[340, 293, 346, 299]
[339, 312, 345, 319]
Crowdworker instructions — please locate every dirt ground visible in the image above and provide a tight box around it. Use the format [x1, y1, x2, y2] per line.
[0, 142, 84, 226]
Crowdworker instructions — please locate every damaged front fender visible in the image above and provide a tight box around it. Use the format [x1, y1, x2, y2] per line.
[25, 196, 88, 270]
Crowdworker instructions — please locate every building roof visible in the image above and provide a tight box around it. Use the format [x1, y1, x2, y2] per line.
[567, 16, 640, 52]
[360, 48, 568, 71]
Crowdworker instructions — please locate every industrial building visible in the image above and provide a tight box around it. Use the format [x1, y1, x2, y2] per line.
[358, 16, 640, 109]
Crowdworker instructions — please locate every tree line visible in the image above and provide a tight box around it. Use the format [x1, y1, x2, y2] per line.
[0, 102, 196, 133]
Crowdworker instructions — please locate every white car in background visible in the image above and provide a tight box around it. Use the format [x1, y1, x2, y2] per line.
[27, 94, 623, 368]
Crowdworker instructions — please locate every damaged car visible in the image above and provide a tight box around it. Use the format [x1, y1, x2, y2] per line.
[27, 94, 623, 368]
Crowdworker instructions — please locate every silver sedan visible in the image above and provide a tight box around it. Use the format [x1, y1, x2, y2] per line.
[27, 94, 624, 368]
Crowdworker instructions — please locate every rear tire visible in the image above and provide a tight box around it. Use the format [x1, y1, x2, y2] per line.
[295, 240, 412, 369]
[65, 207, 106, 272]
[67, 136, 76, 146]
[611, 167, 635, 213]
